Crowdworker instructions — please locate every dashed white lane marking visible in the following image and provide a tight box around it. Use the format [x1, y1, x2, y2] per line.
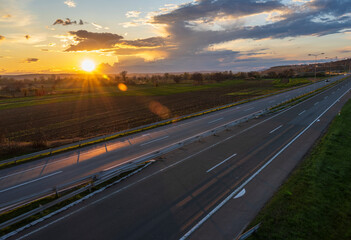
[299, 110, 306, 116]
[206, 153, 237, 173]
[269, 125, 283, 134]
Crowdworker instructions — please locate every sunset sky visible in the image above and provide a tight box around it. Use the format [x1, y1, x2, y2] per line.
[0, 0, 351, 74]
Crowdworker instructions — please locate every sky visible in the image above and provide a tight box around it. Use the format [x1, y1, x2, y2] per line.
[0, 0, 351, 74]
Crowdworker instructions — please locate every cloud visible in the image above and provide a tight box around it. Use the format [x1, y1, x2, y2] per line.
[62, 0, 351, 72]
[25, 35, 30, 40]
[25, 58, 39, 63]
[65, 30, 167, 52]
[121, 37, 166, 47]
[127, 0, 351, 71]
[0, 35, 5, 41]
[53, 18, 84, 26]
[2, 14, 11, 19]
[65, 30, 124, 51]
[64, 0, 76, 8]
[126, 11, 141, 18]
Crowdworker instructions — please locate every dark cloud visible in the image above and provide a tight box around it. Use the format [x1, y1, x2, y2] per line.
[25, 35, 30, 40]
[153, 0, 283, 24]
[152, 0, 351, 54]
[25, 58, 39, 63]
[0, 35, 5, 41]
[53, 18, 84, 26]
[121, 37, 166, 47]
[124, 0, 351, 72]
[65, 31, 167, 51]
[65, 30, 124, 51]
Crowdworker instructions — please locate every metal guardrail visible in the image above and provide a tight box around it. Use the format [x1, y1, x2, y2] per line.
[236, 223, 261, 240]
[0, 107, 270, 232]
[0, 161, 146, 231]
[1, 77, 343, 214]
[0, 86, 324, 215]
[0, 76, 347, 235]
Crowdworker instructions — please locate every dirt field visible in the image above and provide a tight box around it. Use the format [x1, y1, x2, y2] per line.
[0, 79, 310, 159]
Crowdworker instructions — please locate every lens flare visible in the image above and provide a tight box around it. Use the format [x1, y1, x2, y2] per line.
[118, 83, 128, 92]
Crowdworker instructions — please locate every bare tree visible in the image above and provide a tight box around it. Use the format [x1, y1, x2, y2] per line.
[120, 71, 128, 83]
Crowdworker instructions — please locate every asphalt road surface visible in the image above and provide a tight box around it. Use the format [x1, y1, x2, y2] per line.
[2, 76, 351, 240]
[0, 76, 345, 208]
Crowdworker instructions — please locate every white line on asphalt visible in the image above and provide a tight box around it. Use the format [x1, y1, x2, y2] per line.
[314, 102, 319, 106]
[0, 171, 63, 193]
[325, 96, 328, 99]
[13, 83, 349, 240]
[140, 136, 169, 146]
[179, 85, 351, 240]
[269, 125, 283, 134]
[299, 110, 306, 116]
[208, 118, 224, 124]
[206, 153, 237, 173]
[244, 107, 254, 112]
[233, 188, 246, 199]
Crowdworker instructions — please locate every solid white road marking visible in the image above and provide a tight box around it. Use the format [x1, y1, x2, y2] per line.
[0, 171, 63, 193]
[233, 188, 246, 199]
[314, 102, 319, 106]
[140, 136, 169, 146]
[179, 86, 351, 240]
[269, 125, 283, 134]
[299, 110, 306, 115]
[206, 153, 237, 173]
[208, 118, 224, 124]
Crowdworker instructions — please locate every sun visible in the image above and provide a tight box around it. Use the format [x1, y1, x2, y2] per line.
[81, 59, 96, 72]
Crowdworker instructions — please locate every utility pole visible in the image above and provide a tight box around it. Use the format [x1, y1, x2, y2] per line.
[308, 53, 324, 80]
[325, 57, 331, 77]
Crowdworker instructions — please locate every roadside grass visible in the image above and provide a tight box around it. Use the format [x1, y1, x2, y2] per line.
[247, 99, 351, 240]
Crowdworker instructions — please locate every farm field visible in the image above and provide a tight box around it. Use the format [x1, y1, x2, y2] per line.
[0, 77, 314, 160]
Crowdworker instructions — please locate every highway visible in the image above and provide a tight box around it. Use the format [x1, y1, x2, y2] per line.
[6, 76, 351, 240]
[0, 76, 346, 209]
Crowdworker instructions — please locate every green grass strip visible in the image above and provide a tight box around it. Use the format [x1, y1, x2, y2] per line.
[247, 99, 351, 240]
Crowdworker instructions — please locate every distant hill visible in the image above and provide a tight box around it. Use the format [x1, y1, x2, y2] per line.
[1, 59, 350, 80]
[262, 58, 351, 75]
